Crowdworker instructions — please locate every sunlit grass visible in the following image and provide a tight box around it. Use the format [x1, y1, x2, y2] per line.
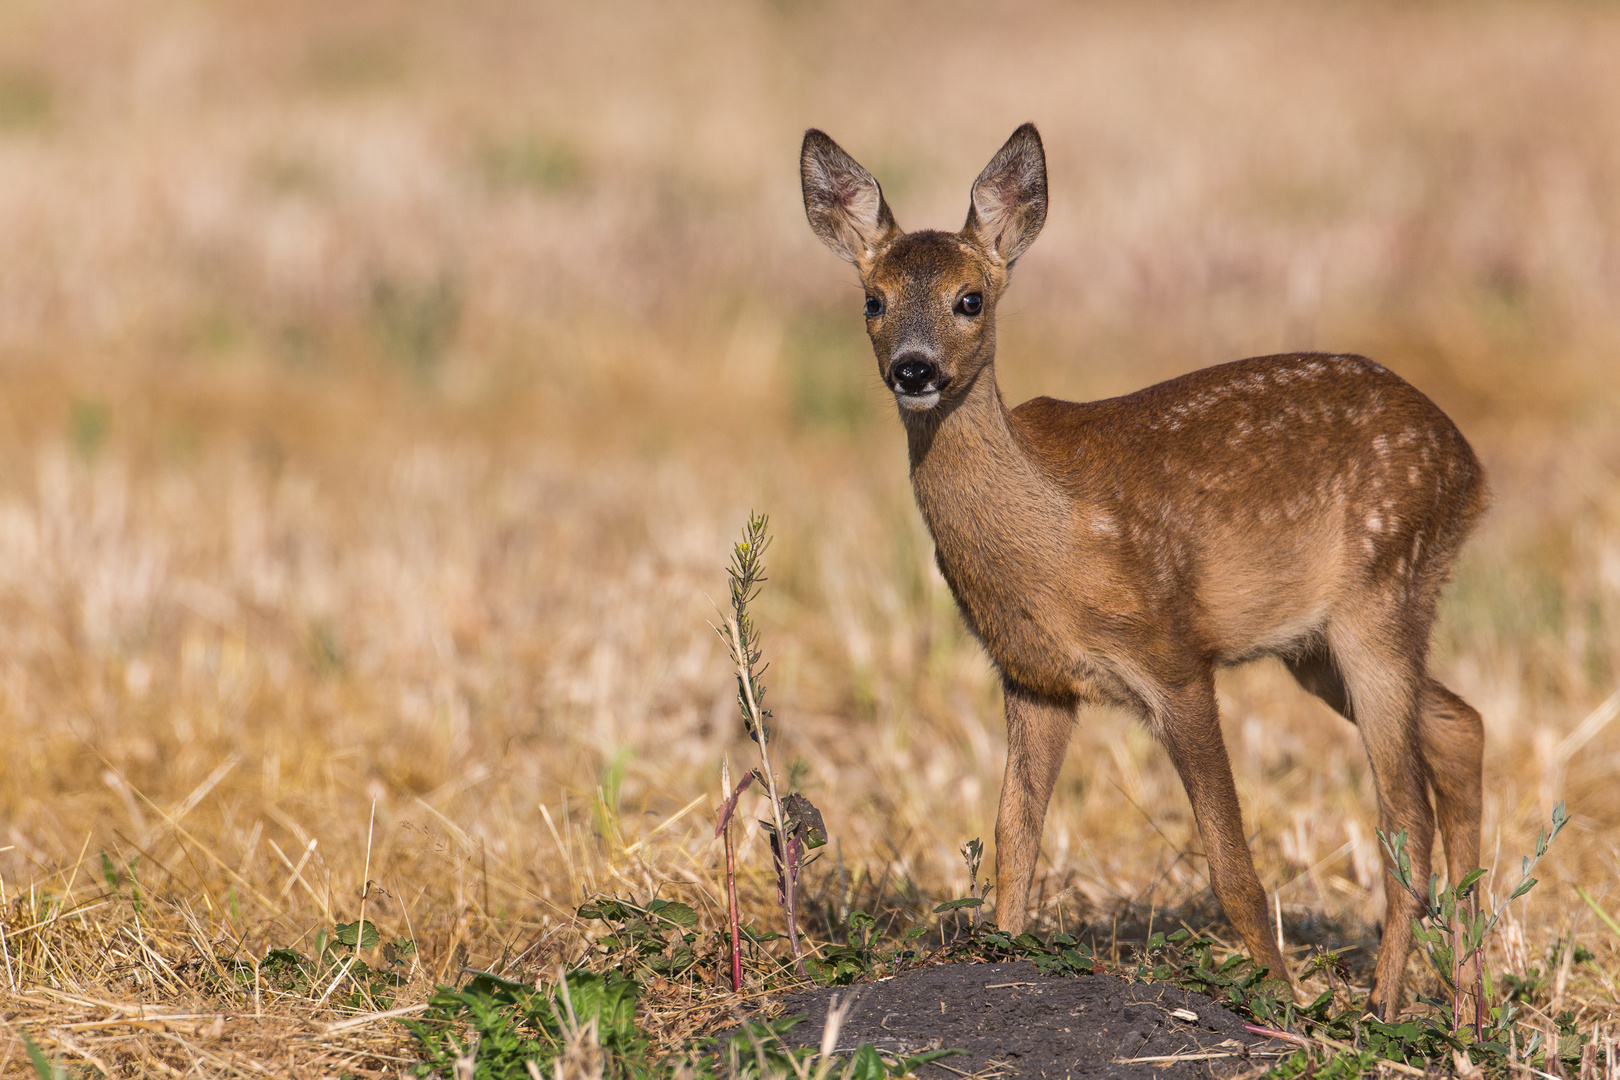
[0, 0, 1617, 1074]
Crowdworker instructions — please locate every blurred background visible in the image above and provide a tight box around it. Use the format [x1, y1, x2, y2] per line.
[2, 0, 1618, 1003]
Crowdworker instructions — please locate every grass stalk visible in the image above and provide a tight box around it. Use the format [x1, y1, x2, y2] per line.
[721, 511, 810, 978]
[727, 611, 803, 976]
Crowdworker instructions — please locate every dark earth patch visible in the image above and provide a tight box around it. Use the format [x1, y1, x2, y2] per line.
[770, 962, 1283, 1079]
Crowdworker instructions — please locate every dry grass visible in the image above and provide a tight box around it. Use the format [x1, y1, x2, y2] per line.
[1, 0, 1619, 1075]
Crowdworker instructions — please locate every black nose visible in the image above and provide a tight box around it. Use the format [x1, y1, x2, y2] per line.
[890, 355, 938, 395]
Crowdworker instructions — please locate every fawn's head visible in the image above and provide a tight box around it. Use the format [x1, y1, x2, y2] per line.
[801, 124, 1047, 414]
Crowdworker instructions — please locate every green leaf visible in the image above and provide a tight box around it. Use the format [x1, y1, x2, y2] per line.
[1061, 949, 1094, 971]
[649, 901, 698, 928]
[933, 897, 983, 913]
[1510, 877, 1539, 901]
[849, 1043, 886, 1080]
[894, 1048, 967, 1073]
[1457, 868, 1488, 894]
[459, 969, 530, 996]
[334, 920, 381, 950]
[21, 1031, 55, 1080]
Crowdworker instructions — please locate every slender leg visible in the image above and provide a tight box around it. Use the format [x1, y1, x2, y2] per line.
[1326, 619, 1434, 1020]
[1284, 649, 1483, 884]
[993, 680, 1075, 935]
[1417, 677, 1484, 900]
[1418, 676, 1485, 1016]
[1154, 674, 1290, 984]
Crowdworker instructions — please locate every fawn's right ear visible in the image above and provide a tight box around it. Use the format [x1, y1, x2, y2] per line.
[801, 130, 900, 268]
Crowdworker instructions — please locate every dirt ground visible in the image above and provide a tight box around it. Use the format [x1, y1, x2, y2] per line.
[769, 962, 1281, 1079]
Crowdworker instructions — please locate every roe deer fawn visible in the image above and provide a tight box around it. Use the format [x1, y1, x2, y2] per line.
[800, 123, 1486, 1017]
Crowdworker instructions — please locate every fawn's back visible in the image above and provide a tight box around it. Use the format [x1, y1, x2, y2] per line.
[1008, 352, 1486, 670]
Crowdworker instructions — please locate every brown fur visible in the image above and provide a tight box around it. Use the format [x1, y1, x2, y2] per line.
[801, 124, 1487, 1017]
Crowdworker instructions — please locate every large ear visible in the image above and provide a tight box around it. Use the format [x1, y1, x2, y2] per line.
[963, 123, 1047, 266]
[801, 129, 900, 266]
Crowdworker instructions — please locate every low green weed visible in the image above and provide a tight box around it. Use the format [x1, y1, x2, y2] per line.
[405, 969, 646, 1080]
[98, 852, 143, 914]
[401, 967, 958, 1080]
[1380, 801, 1569, 1035]
[806, 910, 928, 986]
[227, 929, 415, 1009]
[576, 897, 702, 978]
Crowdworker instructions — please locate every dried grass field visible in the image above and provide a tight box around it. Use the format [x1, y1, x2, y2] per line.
[2, 0, 1620, 1075]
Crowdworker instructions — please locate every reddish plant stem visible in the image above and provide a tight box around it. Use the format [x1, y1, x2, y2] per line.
[1455, 919, 1465, 1033]
[783, 834, 805, 978]
[724, 823, 743, 991]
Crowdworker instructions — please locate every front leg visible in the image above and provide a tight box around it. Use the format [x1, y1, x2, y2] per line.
[993, 680, 1075, 935]
[1156, 677, 1291, 986]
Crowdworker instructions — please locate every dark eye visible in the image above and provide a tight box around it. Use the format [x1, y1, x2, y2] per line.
[864, 295, 884, 318]
[957, 292, 983, 316]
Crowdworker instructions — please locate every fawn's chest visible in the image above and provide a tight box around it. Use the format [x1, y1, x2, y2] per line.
[919, 481, 1130, 704]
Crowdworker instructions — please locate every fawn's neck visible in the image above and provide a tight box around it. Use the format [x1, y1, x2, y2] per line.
[904, 362, 1073, 592]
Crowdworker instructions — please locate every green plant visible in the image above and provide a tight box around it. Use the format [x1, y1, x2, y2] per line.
[404, 968, 646, 1080]
[717, 512, 827, 978]
[804, 910, 929, 986]
[403, 968, 959, 1080]
[932, 838, 990, 941]
[0, 68, 53, 131]
[707, 1014, 960, 1080]
[69, 399, 110, 460]
[99, 851, 143, 914]
[1380, 800, 1568, 1036]
[371, 273, 461, 381]
[576, 897, 701, 978]
[1225, 803, 1590, 1078]
[239, 931, 414, 1009]
[20, 1030, 62, 1080]
[478, 133, 585, 194]
[335, 918, 381, 950]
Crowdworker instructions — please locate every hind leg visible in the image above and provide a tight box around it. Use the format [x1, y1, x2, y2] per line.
[1287, 646, 1483, 888]
[1322, 617, 1434, 1020]
[1419, 677, 1485, 1012]
[1417, 678, 1483, 899]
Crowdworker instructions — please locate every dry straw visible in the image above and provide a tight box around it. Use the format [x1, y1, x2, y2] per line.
[0, 0, 1617, 1075]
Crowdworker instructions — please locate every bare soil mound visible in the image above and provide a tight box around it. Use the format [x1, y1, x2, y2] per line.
[772, 962, 1279, 1079]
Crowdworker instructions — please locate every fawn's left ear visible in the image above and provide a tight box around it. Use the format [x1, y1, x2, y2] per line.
[801, 129, 901, 268]
[964, 123, 1047, 267]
